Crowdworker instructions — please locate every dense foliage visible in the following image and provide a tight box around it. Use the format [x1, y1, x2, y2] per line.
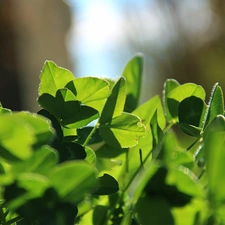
[0, 55, 225, 225]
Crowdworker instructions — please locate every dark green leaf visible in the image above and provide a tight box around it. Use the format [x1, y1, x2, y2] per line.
[57, 142, 86, 163]
[93, 174, 119, 195]
[178, 96, 206, 136]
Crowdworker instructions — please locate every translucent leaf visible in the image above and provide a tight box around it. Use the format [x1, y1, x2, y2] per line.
[39, 61, 74, 96]
[163, 79, 180, 123]
[0, 103, 11, 114]
[93, 173, 119, 195]
[49, 161, 98, 204]
[122, 54, 143, 112]
[39, 89, 99, 128]
[11, 146, 58, 176]
[133, 95, 166, 129]
[99, 112, 146, 148]
[0, 114, 35, 161]
[85, 147, 96, 165]
[99, 77, 126, 123]
[167, 83, 206, 122]
[203, 83, 224, 130]
[205, 115, 225, 204]
[65, 77, 111, 103]
[15, 112, 55, 149]
[4, 173, 50, 210]
[62, 127, 78, 143]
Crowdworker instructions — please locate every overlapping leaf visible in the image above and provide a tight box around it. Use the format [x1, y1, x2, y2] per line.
[39, 61, 74, 96]
[122, 54, 143, 112]
[99, 112, 145, 148]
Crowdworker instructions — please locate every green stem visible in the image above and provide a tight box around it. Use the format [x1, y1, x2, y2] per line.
[0, 205, 7, 225]
[6, 216, 23, 225]
[83, 120, 99, 147]
[186, 135, 202, 151]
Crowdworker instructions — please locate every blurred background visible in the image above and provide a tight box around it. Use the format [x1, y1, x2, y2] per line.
[1, 0, 225, 112]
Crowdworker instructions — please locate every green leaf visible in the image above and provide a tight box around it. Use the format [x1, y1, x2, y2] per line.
[93, 174, 119, 195]
[99, 112, 146, 148]
[203, 83, 224, 130]
[85, 147, 96, 165]
[133, 95, 166, 129]
[38, 88, 80, 120]
[62, 127, 78, 142]
[49, 161, 98, 204]
[39, 89, 99, 128]
[167, 83, 206, 122]
[0, 114, 35, 161]
[99, 77, 126, 123]
[0, 103, 11, 114]
[57, 142, 86, 163]
[136, 196, 174, 225]
[92, 205, 108, 225]
[15, 112, 55, 149]
[39, 61, 74, 96]
[62, 105, 99, 129]
[178, 96, 206, 136]
[163, 79, 180, 123]
[150, 110, 164, 158]
[11, 146, 58, 176]
[122, 54, 143, 112]
[4, 173, 50, 210]
[205, 115, 225, 204]
[66, 77, 111, 104]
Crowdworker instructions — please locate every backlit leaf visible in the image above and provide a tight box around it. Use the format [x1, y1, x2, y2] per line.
[122, 54, 143, 112]
[49, 161, 98, 204]
[99, 112, 145, 148]
[100, 77, 126, 123]
[39, 61, 74, 96]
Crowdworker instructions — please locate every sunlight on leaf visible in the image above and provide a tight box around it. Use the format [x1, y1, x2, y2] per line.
[39, 61, 74, 96]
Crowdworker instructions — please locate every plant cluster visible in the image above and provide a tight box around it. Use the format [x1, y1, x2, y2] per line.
[0, 55, 225, 225]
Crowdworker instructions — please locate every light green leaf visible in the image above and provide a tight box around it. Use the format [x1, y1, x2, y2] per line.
[49, 161, 98, 204]
[39, 61, 74, 96]
[99, 77, 126, 123]
[203, 83, 224, 130]
[0, 114, 35, 161]
[66, 77, 111, 103]
[99, 112, 146, 148]
[11, 146, 58, 176]
[15, 112, 55, 148]
[0, 103, 11, 114]
[122, 54, 143, 112]
[205, 115, 225, 204]
[163, 79, 180, 123]
[133, 95, 166, 129]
